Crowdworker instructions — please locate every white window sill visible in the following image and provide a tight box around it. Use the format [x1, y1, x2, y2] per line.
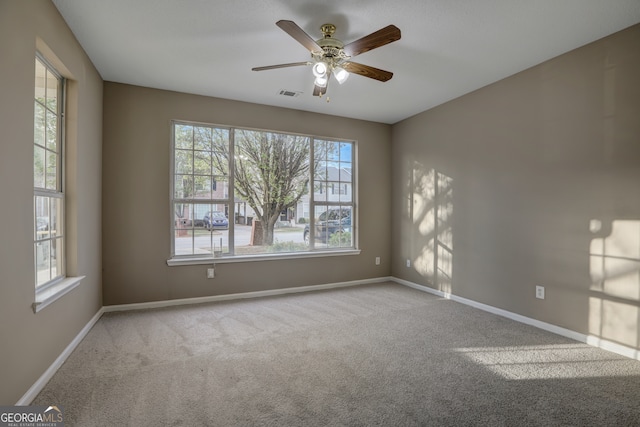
[33, 276, 85, 313]
[167, 249, 361, 266]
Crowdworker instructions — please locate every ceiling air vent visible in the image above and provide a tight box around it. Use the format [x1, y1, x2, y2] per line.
[278, 89, 301, 98]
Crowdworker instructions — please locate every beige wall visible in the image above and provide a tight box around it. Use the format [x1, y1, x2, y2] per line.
[2, 0, 637, 406]
[102, 83, 391, 305]
[392, 24, 640, 351]
[0, 1, 103, 404]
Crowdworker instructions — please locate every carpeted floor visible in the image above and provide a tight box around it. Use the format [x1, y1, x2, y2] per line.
[34, 282, 640, 426]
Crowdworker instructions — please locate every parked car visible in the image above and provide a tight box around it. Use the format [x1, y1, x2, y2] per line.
[303, 208, 351, 245]
[204, 211, 229, 230]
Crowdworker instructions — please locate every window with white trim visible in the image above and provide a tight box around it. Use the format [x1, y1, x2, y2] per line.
[170, 121, 356, 260]
[34, 55, 65, 288]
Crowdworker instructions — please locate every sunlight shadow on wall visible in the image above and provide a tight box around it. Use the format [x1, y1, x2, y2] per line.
[456, 344, 640, 380]
[589, 220, 640, 349]
[406, 162, 453, 293]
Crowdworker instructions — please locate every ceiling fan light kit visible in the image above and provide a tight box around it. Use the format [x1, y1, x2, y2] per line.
[312, 61, 328, 78]
[314, 74, 328, 88]
[252, 20, 401, 98]
[334, 67, 349, 85]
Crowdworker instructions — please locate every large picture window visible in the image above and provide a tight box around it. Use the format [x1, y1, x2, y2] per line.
[170, 121, 356, 260]
[34, 55, 65, 288]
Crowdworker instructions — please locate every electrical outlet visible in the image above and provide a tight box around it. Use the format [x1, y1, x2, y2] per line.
[207, 268, 215, 279]
[536, 285, 545, 299]
[406, 259, 411, 268]
[375, 257, 381, 265]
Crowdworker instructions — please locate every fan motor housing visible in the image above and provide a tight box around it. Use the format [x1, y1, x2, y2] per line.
[318, 37, 343, 49]
[316, 23, 344, 58]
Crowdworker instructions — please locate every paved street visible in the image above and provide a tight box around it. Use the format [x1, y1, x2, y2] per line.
[175, 224, 306, 255]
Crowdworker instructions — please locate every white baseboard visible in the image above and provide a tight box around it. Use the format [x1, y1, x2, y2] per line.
[17, 307, 105, 405]
[392, 277, 640, 362]
[103, 277, 393, 313]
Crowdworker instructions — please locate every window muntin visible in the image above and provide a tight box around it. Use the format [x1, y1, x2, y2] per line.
[170, 121, 356, 259]
[34, 55, 65, 288]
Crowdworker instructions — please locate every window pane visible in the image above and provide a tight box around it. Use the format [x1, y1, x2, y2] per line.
[339, 142, 352, 161]
[175, 149, 193, 174]
[212, 176, 228, 199]
[315, 163, 328, 181]
[175, 124, 193, 149]
[327, 141, 340, 161]
[34, 103, 45, 147]
[46, 109, 57, 151]
[231, 131, 310, 255]
[35, 59, 46, 103]
[174, 203, 194, 255]
[313, 205, 352, 249]
[36, 240, 51, 287]
[173, 175, 190, 199]
[174, 229, 195, 256]
[313, 205, 330, 246]
[202, 204, 229, 256]
[52, 237, 64, 279]
[340, 182, 353, 203]
[51, 197, 61, 237]
[175, 203, 194, 227]
[194, 151, 211, 175]
[193, 176, 213, 199]
[35, 196, 49, 241]
[212, 128, 229, 151]
[194, 126, 212, 151]
[314, 183, 326, 202]
[314, 139, 328, 159]
[212, 152, 228, 177]
[46, 68, 58, 111]
[34, 145, 45, 188]
[46, 151, 58, 190]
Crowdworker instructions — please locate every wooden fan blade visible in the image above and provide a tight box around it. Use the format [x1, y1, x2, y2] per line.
[276, 20, 323, 53]
[342, 62, 393, 82]
[252, 61, 311, 71]
[342, 25, 401, 57]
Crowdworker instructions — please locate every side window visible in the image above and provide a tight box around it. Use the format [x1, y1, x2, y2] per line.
[34, 55, 65, 289]
[171, 124, 230, 257]
[312, 140, 354, 249]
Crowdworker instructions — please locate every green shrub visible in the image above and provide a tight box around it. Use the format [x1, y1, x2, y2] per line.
[297, 217, 307, 224]
[268, 240, 308, 253]
[329, 231, 352, 247]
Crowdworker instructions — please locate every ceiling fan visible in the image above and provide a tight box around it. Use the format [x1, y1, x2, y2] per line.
[252, 20, 401, 98]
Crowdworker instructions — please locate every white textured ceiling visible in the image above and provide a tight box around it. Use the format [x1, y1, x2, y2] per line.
[53, 0, 640, 124]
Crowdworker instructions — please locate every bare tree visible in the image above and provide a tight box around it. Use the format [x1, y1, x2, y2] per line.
[213, 129, 314, 245]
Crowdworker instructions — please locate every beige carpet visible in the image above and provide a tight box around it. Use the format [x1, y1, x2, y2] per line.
[34, 282, 640, 426]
